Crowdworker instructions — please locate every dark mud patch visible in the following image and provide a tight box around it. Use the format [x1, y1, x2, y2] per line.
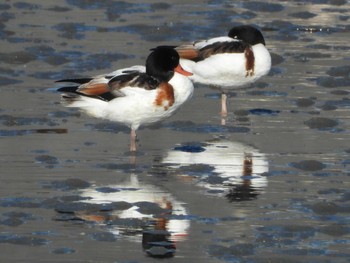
[0, 51, 36, 64]
[49, 110, 81, 118]
[1, 211, 36, 227]
[51, 247, 75, 254]
[0, 76, 22, 85]
[53, 22, 90, 39]
[0, 128, 67, 137]
[320, 103, 338, 111]
[295, 98, 316, 107]
[290, 160, 326, 171]
[304, 117, 338, 130]
[319, 224, 350, 236]
[248, 108, 280, 116]
[289, 11, 317, 19]
[316, 76, 350, 88]
[43, 178, 91, 191]
[326, 65, 350, 77]
[291, 52, 332, 63]
[35, 155, 60, 168]
[0, 233, 48, 246]
[329, 89, 349, 95]
[307, 201, 350, 216]
[0, 115, 59, 127]
[322, 99, 350, 109]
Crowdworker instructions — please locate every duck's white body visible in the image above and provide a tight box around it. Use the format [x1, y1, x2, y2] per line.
[57, 47, 194, 151]
[180, 42, 271, 88]
[67, 69, 193, 131]
[175, 25, 271, 118]
[75, 173, 190, 242]
[163, 139, 269, 200]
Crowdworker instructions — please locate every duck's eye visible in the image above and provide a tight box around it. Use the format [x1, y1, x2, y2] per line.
[233, 35, 238, 39]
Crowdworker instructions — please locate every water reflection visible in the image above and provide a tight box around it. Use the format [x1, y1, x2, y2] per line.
[162, 139, 268, 201]
[75, 173, 190, 257]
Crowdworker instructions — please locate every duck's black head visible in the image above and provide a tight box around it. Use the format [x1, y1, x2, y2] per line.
[228, 25, 266, 46]
[146, 46, 180, 82]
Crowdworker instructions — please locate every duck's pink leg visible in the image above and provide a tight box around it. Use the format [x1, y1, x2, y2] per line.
[130, 129, 137, 152]
[221, 93, 228, 125]
[221, 93, 228, 117]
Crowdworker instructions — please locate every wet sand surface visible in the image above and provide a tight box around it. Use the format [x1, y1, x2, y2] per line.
[1, 0, 350, 262]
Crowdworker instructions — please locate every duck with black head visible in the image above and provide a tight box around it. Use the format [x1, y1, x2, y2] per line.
[56, 46, 193, 152]
[175, 25, 271, 122]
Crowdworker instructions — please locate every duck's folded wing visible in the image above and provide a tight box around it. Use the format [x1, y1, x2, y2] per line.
[106, 65, 145, 78]
[177, 40, 251, 62]
[108, 72, 160, 92]
[57, 76, 118, 102]
[175, 45, 200, 60]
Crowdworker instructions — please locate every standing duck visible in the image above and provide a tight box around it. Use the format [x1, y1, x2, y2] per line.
[175, 25, 271, 118]
[57, 46, 193, 152]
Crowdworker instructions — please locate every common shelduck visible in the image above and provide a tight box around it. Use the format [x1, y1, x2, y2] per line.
[77, 173, 190, 242]
[162, 139, 268, 201]
[175, 25, 271, 118]
[56, 46, 193, 152]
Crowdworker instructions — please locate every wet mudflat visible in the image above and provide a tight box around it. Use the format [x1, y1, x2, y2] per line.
[1, 0, 350, 262]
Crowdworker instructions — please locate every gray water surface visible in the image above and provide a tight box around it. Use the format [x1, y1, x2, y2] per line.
[0, 1, 350, 262]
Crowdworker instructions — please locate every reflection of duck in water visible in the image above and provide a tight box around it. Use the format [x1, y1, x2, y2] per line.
[162, 139, 268, 201]
[72, 173, 190, 257]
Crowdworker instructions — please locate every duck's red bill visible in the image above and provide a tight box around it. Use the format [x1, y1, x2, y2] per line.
[175, 64, 192, 76]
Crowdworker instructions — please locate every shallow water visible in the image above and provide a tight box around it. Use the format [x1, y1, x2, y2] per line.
[1, 0, 350, 262]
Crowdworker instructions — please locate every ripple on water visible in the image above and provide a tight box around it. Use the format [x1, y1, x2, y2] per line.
[208, 243, 254, 261]
[164, 121, 250, 133]
[242, 2, 284, 12]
